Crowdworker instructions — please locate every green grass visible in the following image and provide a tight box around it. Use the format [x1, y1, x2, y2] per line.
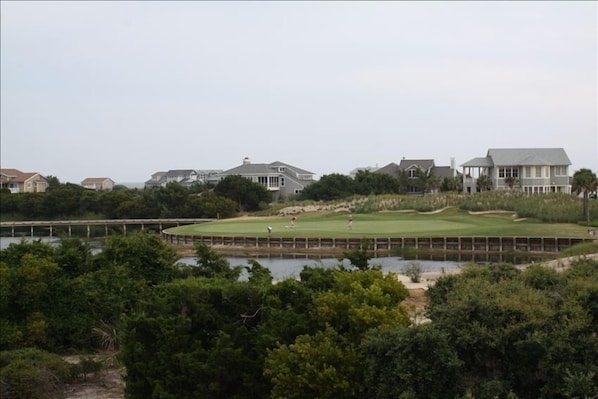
[166, 208, 591, 238]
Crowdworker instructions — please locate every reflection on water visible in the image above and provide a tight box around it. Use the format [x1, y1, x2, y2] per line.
[178, 255, 466, 282]
[1, 236, 554, 282]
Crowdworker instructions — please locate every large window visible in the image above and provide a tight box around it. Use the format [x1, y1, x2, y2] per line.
[554, 166, 568, 176]
[499, 168, 519, 178]
[535, 166, 543, 178]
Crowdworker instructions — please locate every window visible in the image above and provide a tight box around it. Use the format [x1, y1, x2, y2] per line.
[408, 169, 416, 178]
[269, 176, 279, 188]
[535, 166, 543, 178]
[554, 166, 568, 176]
[499, 168, 519, 178]
[281, 177, 285, 187]
[258, 176, 268, 185]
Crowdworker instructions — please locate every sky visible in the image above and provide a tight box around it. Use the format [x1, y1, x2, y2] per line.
[1, 1, 597, 184]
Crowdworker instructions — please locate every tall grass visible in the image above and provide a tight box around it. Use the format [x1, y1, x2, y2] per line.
[294, 192, 597, 225]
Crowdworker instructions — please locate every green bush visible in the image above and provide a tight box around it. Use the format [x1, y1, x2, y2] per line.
[0, 347, 74, 399]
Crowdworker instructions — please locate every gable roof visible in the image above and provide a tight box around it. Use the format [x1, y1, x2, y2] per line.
[374, 162, 401, 177]
[0, 168, 42, 183]
[81, 177, 113, 184]
[487, 148, 571, 166]
[398, 159, 435, 171]
[221, 161, 314, 176]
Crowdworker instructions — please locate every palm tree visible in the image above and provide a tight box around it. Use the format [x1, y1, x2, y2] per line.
[572, 168, 598, 225]
[476, 174, 493, 192]
[503, 176, 519, 190]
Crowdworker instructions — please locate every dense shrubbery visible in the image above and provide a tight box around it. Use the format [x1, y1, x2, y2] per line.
[1, 227, 597, 397]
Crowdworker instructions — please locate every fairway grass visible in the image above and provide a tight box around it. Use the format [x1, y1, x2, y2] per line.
[166, 209, 591, 238]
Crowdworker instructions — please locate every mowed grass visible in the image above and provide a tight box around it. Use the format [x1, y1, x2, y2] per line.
[166, 208, 590, 238]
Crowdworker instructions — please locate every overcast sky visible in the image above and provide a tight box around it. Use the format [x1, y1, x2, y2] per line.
[1, 1, 596, 184]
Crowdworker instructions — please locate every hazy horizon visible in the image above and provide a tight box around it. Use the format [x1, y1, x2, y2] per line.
[1, 1, 596, 183]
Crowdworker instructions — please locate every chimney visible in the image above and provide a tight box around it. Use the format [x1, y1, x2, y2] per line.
[243, 157, 251, 165]
[451, 157, 456, 177]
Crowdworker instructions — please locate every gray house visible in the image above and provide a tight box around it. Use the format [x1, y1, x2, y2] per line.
[376, 158, 459, 194]
[216, 157, 315, 201]
[145, 169, 222, 188]
[461, 148, 572, 194]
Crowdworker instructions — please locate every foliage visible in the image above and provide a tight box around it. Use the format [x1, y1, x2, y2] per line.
[426, 259, 598, 398]
[298, 173, 357, 201]
[264, 327, 362, 399]
[360, 324, 462, 399]
[402, 261, 423, 283]
[572, 168, 598, 225]
[192, 242, 242, 280]
[340, 238, 373, 271]
[0, 347, 74, 399]
[97, 231, 180, 285]
[214, 175, 272, 212]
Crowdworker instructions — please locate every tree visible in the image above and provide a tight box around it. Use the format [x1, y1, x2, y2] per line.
[214, 175, 271, 212]
[354, 170, 400, 195]
[476, 174, 493, 192]
[440, 176, 463, 192]
[503, 175, 519, 190]
[264, 327, 362, 399]
[192, 242, 242, 280]
[298, 173, 356, 201]
[414, 168, 439, 195]
[360, 324, 462, 399]
[572, 168, 598, 225]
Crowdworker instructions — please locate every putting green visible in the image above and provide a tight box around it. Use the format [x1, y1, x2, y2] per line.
[166, 209, 591, 238]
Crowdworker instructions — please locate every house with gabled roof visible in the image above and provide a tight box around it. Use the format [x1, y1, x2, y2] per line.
[460, 148, 572, 194]
[144, 169, 222, 189]
[375, 158, 459, 194]
[216, 157, 316, 201]
[0, 168, 49, 193]
[81, 177, 115, 191]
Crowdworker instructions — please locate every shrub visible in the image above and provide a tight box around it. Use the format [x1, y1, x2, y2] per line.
[403, 262, 423, 283]
[0, 347, 74, 399]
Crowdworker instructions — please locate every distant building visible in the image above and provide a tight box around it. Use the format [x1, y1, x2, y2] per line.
[376, 158, 459, 194]
[461, 148, 572, 194]
[81, 177, 115, 191]
[216, 157, 316, 201]
[0, 168, 48, 193]
[348, 166, 380, 178]
[145, 169, 222, 189]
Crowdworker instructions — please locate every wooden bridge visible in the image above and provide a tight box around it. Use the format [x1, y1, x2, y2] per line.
[0, 218, 214, 238]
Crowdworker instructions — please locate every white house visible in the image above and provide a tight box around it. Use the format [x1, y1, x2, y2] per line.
[461, 148, 572, 194]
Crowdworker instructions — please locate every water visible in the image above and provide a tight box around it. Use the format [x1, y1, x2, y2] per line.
[178, 255, 463, 281]
[1, 236, 465, 281]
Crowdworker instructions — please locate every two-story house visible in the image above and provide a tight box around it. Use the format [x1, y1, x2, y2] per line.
[375, 158, 459, 194]
[216, 158, 315, 201]
[0, 168, 49, 193]
[145, 169, 222, 189]
[461, 148, 572, 194]
[81, 177, 115, 191]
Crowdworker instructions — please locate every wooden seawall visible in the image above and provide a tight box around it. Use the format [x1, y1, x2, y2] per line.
[161, 232, 595, 256]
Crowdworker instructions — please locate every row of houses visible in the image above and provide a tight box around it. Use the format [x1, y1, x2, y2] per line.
[1, 148, 575, 197]
[143, 148, 574, 199]
[0, 170, 116, 194]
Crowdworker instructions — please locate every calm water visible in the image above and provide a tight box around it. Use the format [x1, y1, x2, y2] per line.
[0, 236, 466, 281]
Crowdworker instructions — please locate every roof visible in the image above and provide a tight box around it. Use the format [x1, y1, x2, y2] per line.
[398, 159, 435, 171]
[374, 163, 401, 177]
[221, 161, 315, 176]
[81, 177, 113, 184]
[487, 148, 571, 166]
[460, 157, 494, 167]
[0, 168, 41, 183]
[432, 166, 459, 179]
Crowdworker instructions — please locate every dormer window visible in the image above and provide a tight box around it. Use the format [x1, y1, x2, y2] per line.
[278, 167, 286, 173]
